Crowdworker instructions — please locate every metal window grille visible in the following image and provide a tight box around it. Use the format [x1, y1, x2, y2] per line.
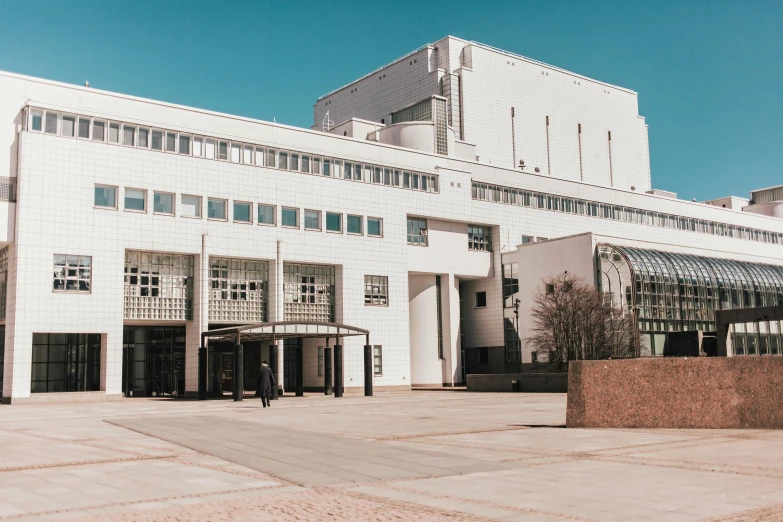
[208, 257, 267, 323]
[125, 252, 194, 321]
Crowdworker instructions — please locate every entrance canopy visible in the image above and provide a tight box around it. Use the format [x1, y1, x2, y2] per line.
[203, 321, 369, 344]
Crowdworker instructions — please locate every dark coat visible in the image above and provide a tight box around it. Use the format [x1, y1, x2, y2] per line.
[256, 365, 276, 397]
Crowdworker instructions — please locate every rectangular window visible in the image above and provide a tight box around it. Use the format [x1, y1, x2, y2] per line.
[467, 225, 492, 251]
[31, 110, 43, 131]
[53, 255, 92, 293]
[62, 116, 75, 137]
[122, 125, 135, 146]
[153, 192, 174, 215]
[208, 198, 227, 220]
[108, 122, 120, 143]
[205, 139, 216, 159]
[403, 172, 411, 188]
[218, 141, 228, 160]
[323, 158, 331, 177]
[94, 185, 117, 208]
[234, 201, 252, 223]
[181, 195, 201, 218]
[282, 207, 299, 228]
[407, 217, 428, 246]
[347, 215, 363, 234]
[373, 345, 382, 375]
[266, 149, 276, 168]
[353, 164, 362, 181]
[93, 120, 105, 141]
[333, 160, 342, 178]
[78, 117, 90, 138]
[179, 135, 190, 155]
[124, 188, 146, 212]
[313, 157, 321, 175]
[393, 170, 401, 186]
[151, 130, 163, 150]
[344, 162, 353, 180]
[373, 167, 381, 184]
[255, 147, 265, 166]
[383, 168, 391, 185]
[365, 275, 388, 305]
[230, 143, 241, 163]
[291, 153, 299, 171]
[521, 235, 534, 245]
[166, 132, 176, 152]
[304, 210, 321, 230]
[31, 333, 101, 393]
[243, 145, 253, 164]
[301, 154, 310, 173]
[279, 151, 289, 170]
[412, 173, 420, 190]
[367, 217, 383, 237]
[476, 291, 487, 308]
[326, 212, 342, 233]
[192, 137, 203, 157]
[138, 128, 149, 148]
[45, 112, 58, 134]
[258, 204, 275, 225]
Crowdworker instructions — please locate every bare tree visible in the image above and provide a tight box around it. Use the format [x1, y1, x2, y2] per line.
[527, 273, 640, 372]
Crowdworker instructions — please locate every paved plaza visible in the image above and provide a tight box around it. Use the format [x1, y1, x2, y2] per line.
[0, 392, 782, 521]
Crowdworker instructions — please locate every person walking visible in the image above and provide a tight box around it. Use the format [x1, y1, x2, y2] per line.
[256, 361, 275, 408]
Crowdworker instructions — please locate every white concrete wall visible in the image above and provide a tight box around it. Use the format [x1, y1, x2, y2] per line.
[408, 274, 441, 386]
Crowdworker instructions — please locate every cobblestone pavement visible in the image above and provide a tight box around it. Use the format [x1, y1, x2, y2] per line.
[0, 392, 781, 521]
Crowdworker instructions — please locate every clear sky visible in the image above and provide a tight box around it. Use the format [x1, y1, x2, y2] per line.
[1, 0, 780, 201]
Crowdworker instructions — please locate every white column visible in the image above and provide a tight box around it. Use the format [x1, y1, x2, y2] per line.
[185, 234, 208, 394]
[441, 273, 462, 387]
[275, 240, 284, 391]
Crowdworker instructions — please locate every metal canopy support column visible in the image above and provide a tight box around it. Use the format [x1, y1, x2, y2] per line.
[364, 333, 373, 397]
[295, 340, 304, 397]
[233, 333, 243, 402]
[198, 333, 207, 400]
[334, 341, 343, 398]
[270, 329, 278, 400]
[324, 337, 332, 395]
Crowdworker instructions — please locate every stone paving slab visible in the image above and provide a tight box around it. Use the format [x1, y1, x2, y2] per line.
[110, 414, 509, 486]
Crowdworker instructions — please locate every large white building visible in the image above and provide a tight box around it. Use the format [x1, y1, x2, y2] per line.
[1, 37, 783, 403]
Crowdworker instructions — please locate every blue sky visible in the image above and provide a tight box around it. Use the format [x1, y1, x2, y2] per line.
[1, 0, 780, 200]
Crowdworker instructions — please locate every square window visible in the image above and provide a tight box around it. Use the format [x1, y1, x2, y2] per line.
[258, 204, 275, 225]
[304, 210, 321, 230]
[122, 125, 135, 146]
[367, 217, 383, 237]
[476, 291, 487, 308]
[181, 195, 201, 218]
[407, 218, 428, 246]
[282, 207, 299, 228]
[326, 212, 342, 233]
[92, 120, 105, 141]
[138, 128, 149, 148]
[179, 135, 190, 155]
[62, 116, 75, 137]
[208, 198, 227, 220]
[166, 132, 176, 152]
[234, 201, 252, 223]
[94, 185, 117, 208]
[347, 215, 363, 234]
[365, 275, 388, 305]
[151, 130, 163, 150]
[53, 254, 91, 293]
[45, 112, 58, 134]
[78, 118, 90, 138]
[153, 192, 174, 214]
[124, 188, 146, 212]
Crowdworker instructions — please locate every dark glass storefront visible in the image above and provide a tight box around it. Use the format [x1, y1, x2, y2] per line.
[208, 340, 267, 396]
[31, 333, 101, 393]
[123, 326, 185, 397]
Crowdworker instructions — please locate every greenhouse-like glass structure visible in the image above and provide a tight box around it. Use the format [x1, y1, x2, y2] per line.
[597, 244, 783, 356]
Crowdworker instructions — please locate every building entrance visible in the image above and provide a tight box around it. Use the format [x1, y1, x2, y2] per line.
[123, 326, 185, 397]
[207, 340, 267, 396]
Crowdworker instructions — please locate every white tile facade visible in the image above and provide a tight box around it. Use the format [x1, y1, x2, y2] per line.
[0, 59, 782, 402]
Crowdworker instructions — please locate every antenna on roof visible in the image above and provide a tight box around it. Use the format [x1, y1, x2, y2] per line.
[322, 111, 334, 132]
[84, 80, 91, 88]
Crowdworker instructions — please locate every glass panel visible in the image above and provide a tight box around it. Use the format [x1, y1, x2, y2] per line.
[108, 123, 119, 143]
[122, 125, 135, 146]
[326, 213, 341, 232]
[94, 186, 116, 208]
[62, 116, 75, 137]
[31, 110, 42, 131]
[138, 128, 149, 148]
[45, 113, 58, 134]
[208, 199, 226, 220]
[181, 195, 201, 218]
[234, 202, 251, 223]
[367, 218, 382, 237]
[347, 215, 362, 234]
[281, 208, 298, 227]
[151, 130, 163, 150]
[166, 132, 176, 152]
[205, 139, 216, 158]
[153, 193, 174, 214]
[92, 120, 105, 141]
[124, 189, 146, 211]
[230, 143, 241, 163]
[179, 135, 190, 155]
[304, 210, 320, 230]
[192, 137, 202, 156]
[258, 205, 275, 225]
